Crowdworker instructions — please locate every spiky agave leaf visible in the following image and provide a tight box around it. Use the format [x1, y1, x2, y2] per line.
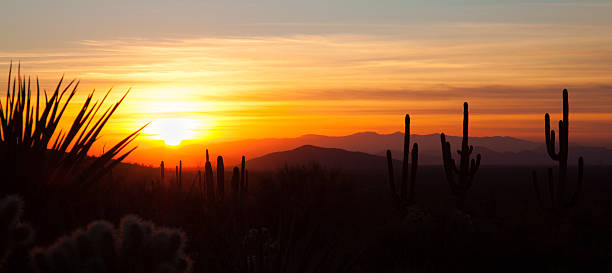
[0, 63, 147, 189]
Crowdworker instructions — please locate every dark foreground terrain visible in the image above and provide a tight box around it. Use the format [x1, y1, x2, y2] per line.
[8, 161, 611, 273]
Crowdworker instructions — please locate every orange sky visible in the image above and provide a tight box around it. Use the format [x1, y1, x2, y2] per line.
[1, 1, 612, 166]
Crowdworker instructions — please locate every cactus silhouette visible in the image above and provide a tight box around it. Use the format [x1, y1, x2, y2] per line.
[532, 89, 584, 215]
[205, 150, 215, 202]
[217, 156, 225, 201]
[31, 215, 191, 273]
[175, 166, 179, 186]
[160, 161, 165, 184]
[440, 102, 481, 210]
[386, 114, 419, 212]
[240, 156, 246, 200]
[231, 167, 240, 201]
[0, 195, 33, 267]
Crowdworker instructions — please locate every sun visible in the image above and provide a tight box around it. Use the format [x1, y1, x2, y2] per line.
[146, 118, 198, 146]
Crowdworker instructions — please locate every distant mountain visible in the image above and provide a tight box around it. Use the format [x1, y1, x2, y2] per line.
[247, 145, 398, 172]
[197, 132, 542, 164]
[248, 143, 612, 172]
[383, 144, 612, 166]
[133, 132, 612, 166]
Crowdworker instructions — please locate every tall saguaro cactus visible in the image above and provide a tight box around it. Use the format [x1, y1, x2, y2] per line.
[231, 167, 240, 201]
[160, 161, 165, 183]
[179, 160, 183, 186]
[217, 156, 225, 200]
[205, 150, 215, 202]
[440, 102, 481, 210]
[532, 89, 584, 214]
[386, 114, 419, 211]
[240, 156, 249, 199]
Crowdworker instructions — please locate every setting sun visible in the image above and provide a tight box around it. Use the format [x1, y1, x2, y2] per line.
[146, 118, 199, 146]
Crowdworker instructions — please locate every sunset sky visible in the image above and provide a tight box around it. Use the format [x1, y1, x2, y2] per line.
[1, 0, 611, 164]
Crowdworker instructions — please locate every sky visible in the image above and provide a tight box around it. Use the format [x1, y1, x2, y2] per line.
[1, 0, 612, 164]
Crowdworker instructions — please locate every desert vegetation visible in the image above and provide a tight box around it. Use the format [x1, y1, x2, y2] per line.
[1, 68, 610, 273]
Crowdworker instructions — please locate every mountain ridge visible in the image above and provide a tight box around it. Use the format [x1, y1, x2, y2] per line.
[132, 132, 612, 166]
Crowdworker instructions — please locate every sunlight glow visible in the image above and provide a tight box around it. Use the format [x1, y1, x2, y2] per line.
[146, 118, 200, 146]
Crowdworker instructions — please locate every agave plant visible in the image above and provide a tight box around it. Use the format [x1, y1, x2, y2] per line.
[0, 63, 146, 192]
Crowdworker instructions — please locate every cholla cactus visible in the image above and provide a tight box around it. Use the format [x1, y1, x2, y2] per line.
[0, 195, 33, 266]
[31, 215, 191, 273]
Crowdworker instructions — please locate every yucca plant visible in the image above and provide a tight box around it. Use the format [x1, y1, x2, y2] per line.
[0, 64, 146, 192]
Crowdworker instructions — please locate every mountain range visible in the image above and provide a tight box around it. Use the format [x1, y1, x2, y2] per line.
[135, 132, 612, 168]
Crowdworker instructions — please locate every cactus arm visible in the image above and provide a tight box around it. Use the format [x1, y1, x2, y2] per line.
[441, 134, 457, 190]
[441, 133, 459, 174]
[470, 154, 481, 176]
[545, 114, 560, 160]
[409, 143, 418, 203]
[550, 130, 558, 160]
[386, 150, 397, 198]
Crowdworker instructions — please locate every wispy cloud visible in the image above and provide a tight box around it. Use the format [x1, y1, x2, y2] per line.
[0, 23, 611, 148]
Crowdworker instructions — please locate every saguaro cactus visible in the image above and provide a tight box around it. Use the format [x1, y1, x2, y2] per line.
[245, 170, 249, 193]
[386, 114, 418, 211]
[440, 102, 481, 210]
[160, 161, 165, 183]
[205, 150, 215, 202]
[240, 156, 246, 199]
[532, 89, 584, 214]
[217, 156, 225, 200]
[232, 167, 240, 201]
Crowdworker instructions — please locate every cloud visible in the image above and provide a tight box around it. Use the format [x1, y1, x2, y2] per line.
[0, 24, 611, 146]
